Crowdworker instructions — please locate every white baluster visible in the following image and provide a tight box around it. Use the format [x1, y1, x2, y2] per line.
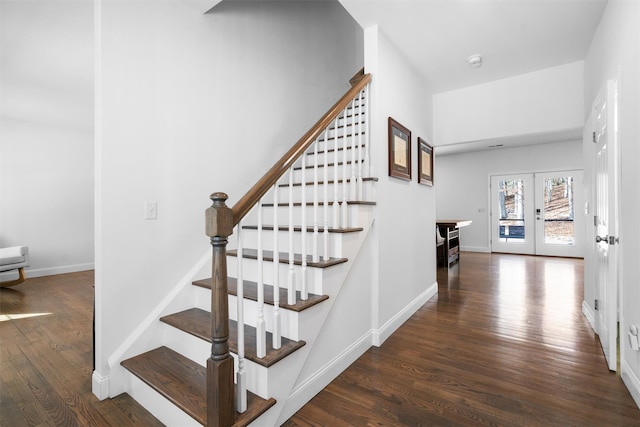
[364, 84, 371, 179]
[236, 222, 247, 413]
[288, 168, 296, 305]
[312, 138, 319, 263]
[323, 128, 330, 261]
[256, 201, 266, 358]
[332, 113, 340, 229]
[356, 90, 364, 201]
[272, 183, 281, 349]
[341, 101, 349, 228]
[350, 95, 357, 202]
[300, 149, 308, 301]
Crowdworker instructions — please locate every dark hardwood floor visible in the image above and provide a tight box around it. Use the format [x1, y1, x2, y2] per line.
[0, 271, 163, 426]
[2, 254, 639, 426]
[284, 252, 640, 426]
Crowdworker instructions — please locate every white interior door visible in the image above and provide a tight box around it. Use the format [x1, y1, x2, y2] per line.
[534, 171, 584, 257]
[490, 174, 535, 254]
[593, 79, 618, 371]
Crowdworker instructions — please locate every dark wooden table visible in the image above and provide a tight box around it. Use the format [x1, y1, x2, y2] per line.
[436, 220, 472, 267]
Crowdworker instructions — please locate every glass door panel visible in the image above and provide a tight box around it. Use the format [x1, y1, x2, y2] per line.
[535, 171, 584, 257]
[491, 174, 535, 254]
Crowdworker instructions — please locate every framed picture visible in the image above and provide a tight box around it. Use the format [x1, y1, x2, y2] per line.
[388, 117, 411, 180]
[418, 137, 434, 186]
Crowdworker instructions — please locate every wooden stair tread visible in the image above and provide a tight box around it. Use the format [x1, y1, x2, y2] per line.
[160, 308, 305, 368]
[193, 277, 329, 312]
[278, 177, 378, 187]
[227, 249, 348, 268]
[242, 225, 363, 234]
[121, 346, 276, 426]
[261, 200, 376, 207]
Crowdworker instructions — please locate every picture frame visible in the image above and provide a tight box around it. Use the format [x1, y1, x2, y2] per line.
[418, 137, 434, 186]
[388, 117, 411, 181]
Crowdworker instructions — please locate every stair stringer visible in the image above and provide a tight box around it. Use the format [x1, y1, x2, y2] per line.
[275, 220, 378, 425]
[104, 250, 213, 399]
[247, 209, 377, 426]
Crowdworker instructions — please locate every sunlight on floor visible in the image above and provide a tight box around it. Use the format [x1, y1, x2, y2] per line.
[0, 312, 52, 322]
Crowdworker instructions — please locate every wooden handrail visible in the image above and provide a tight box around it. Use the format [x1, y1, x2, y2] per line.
[231, 72, 372, 225]
[349, 67, 366, 86]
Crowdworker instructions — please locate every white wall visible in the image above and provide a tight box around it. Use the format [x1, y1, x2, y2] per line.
[583, 0, 640, 407]
[435, 140, 583, 252]
[95, 0, 364, 392]
[0, 0, 94, 277]
[365, 26, 437, 336]
[434, 61, 584, 146]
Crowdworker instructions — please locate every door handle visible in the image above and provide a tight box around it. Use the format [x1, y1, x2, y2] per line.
[595, 235, 609, 244]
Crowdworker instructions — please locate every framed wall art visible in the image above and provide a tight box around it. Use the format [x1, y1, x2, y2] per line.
[388, 117, 411, 181]
[418, 137, 433, 186]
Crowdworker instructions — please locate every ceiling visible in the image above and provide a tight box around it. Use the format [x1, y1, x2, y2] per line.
[339, 0, 608, 154]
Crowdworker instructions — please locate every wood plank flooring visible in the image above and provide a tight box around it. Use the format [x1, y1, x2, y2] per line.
[0, 271, 163, 426]
[2, 255, 639, 426]
[284, 252, 640, 426]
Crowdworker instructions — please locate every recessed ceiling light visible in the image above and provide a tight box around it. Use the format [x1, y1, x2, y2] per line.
[467, 54, 483, 68]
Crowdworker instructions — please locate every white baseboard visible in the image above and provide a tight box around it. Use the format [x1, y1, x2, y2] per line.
[460, 246, 490, 253]
[621, 359, 640, 410]
[279, 330, 373, 425]
[0, 263, 95, 280]
[582, 300, 595, 331]
[92, 370, 110, 400]
[278, 282, 438, 424]
[372, 281, 437, 346]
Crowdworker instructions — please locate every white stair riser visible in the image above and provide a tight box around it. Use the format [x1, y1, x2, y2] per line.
[127, 374, 201, 426]
[193, 284, 301, 341]
[322, 121, 366, 141]
[228, 295, 301, 341]
[162, 324, 271, 399]
[272, 180, 376, 204]
[299, 146, 365, 169]
[241, 227, 345, 259]
[258, 203, 374, 230]
[226, 256, 326, 296]
[326, 118, 366, 136]
[290, 160, 364, 184]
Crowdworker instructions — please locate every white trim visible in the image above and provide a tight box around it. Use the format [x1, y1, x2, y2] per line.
[107, 250, 210, 368]
[281, 330, 373, 424]
[0, 263, 95, 280]
[460, 246, 490, 253]
[372, 281, 437, 346]
[93, 0, 105, 402]
[280, 281, 438, 424]
[92, 371, 110, 401]
[581, 300, 596, 331]
[621, 359, 640, 410]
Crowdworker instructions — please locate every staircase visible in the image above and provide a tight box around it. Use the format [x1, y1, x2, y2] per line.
[120, 70, 373, 426]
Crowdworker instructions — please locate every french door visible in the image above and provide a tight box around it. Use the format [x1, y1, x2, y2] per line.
[490, 171, 584, 257]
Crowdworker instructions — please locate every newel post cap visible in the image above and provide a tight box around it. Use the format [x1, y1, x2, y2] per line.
[205, 192, 233, 238]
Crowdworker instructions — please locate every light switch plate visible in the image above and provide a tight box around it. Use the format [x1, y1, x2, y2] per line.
[145, 201, 157, 220]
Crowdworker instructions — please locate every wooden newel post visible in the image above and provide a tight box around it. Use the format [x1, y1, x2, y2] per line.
[205, 192, 235, 427]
